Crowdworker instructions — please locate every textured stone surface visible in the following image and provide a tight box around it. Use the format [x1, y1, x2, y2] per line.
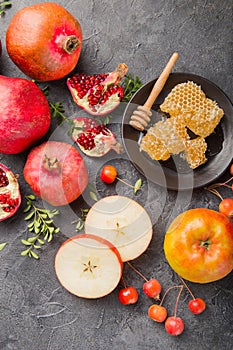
[0, 1, 232, 349]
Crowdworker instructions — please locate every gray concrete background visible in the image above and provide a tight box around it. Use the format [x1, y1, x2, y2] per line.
[0, 1, 232, 349]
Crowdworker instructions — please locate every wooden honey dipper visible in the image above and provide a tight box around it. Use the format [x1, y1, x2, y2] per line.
[129, 52, 179, 131]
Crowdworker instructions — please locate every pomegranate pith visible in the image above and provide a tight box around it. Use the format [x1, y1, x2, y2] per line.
[6, 2, 82, 81]
[67, 64, 128, 116]
[72, 117, 123, 157]
[0, 164, 21, 222]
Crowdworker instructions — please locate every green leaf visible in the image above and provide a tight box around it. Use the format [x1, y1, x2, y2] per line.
[0, 242, 7, 251]
[24, 211, 35, 220]
[134, 178, 142, 194]
[24, 205, 32, 213]
[21, 249, 30, 257]
[54, 228, 60, 234]
[27, 237, 37, 243]
[26, 194, 36, 201]
[30, 251, 39, 259]
[37, 238, 45, 245]
[90, 191, 98, 202]
[21, 239, 32, 246]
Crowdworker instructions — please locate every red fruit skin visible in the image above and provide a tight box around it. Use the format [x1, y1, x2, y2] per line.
[165, 316, 184, 336]
[143, 278, 162, 299]
[6, 2, 82, 81]
[219, 198, 233, 217]
[148, 304, 167, 322]
[23, 141, 88, 206]
[100, 165, 117, 184]
[118, 286, 138, 305]
[188, 298, 206, 315]
[0, 76, 50, 154]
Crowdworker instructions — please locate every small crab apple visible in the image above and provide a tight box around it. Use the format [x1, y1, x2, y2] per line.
[148, 304, 167, 323]
[165, 316, 184, 336]
[118, 286, 138, 305]
[219, 198, 233, 217]
[127, 262, 162, 299]
[179, 276, 206, 315]
[143, 278, 162, 299]
[100, 165, 117, 184]
[188, 298, 206, 315]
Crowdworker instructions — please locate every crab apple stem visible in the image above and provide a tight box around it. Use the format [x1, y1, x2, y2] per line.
[121, 275, 127, 288]
[205, 187, 223, 200]
[159, 285, 183, 306]
[178, 275, 195, 300]
[174, 286, 184, 318]
[127, 261, 148, 282]
[116, 177, 135, 189]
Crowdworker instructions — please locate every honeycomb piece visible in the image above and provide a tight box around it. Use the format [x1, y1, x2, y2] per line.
[148, 119, 186, 154]
[140, 132, 170, 161]
[167, 116, 190, 141]
[160, 81, 224, 137]
[184, 137, 207, 169]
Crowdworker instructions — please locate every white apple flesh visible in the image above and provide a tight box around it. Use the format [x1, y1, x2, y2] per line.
[55, 234, 123, 298]
[85, 195, 153, 262]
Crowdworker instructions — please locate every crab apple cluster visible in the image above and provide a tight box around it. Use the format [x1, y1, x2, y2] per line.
[118, 263, 206, 336]
[206, 163, 233, 218]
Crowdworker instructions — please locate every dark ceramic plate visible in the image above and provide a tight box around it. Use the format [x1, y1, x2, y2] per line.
[122, 73, 233, 190]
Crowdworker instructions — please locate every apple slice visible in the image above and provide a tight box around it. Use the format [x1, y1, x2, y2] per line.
[55, 234, 123, 299]
[85, 195, 153, 262]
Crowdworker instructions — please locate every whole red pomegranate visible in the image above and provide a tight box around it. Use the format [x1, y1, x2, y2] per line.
[71, 117, 123, 157]
[6, 2, 82, 81]
[0, 163, 21, 222]
[67, 64, 128, 115]
[0, 75, 50, 154]
[23, 141, 88, 206]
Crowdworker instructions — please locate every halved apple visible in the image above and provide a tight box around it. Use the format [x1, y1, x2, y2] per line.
[85, 195, 153, 261]
[55, 234, 123, 298]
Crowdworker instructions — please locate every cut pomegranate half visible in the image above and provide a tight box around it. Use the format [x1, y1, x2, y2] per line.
[67, 63, 128, 116]
[72, 117, 123, 157]
[0, 163, 21, 222]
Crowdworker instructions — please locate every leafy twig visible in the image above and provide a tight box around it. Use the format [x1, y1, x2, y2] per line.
[121, 74, 143, 102]
[0, 1, 11, 16]
[21, 194, 60, 259]
[72, 208, 89, 232]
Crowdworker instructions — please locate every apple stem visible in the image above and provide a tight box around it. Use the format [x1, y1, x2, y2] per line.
[174, 285, 183, 318]
[159, 285, 183, 306]
[178, 275, 195, 300]
[116, 177, 135, 189]
[127, 261, 148, 282]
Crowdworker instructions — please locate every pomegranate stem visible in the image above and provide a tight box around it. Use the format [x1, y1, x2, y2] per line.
[127, 261, 148, 282]
[63, 35, 80, 54]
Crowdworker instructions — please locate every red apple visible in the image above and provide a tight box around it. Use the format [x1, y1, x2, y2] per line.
[55, 234, 123, 298]
[164, 208, 233, 283]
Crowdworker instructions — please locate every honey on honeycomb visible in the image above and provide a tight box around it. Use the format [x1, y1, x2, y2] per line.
[139, 132, 170, 161]
[147, 119, 186, 154]
[160, 81, 224, 138]
[184, 137, 207, 169]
